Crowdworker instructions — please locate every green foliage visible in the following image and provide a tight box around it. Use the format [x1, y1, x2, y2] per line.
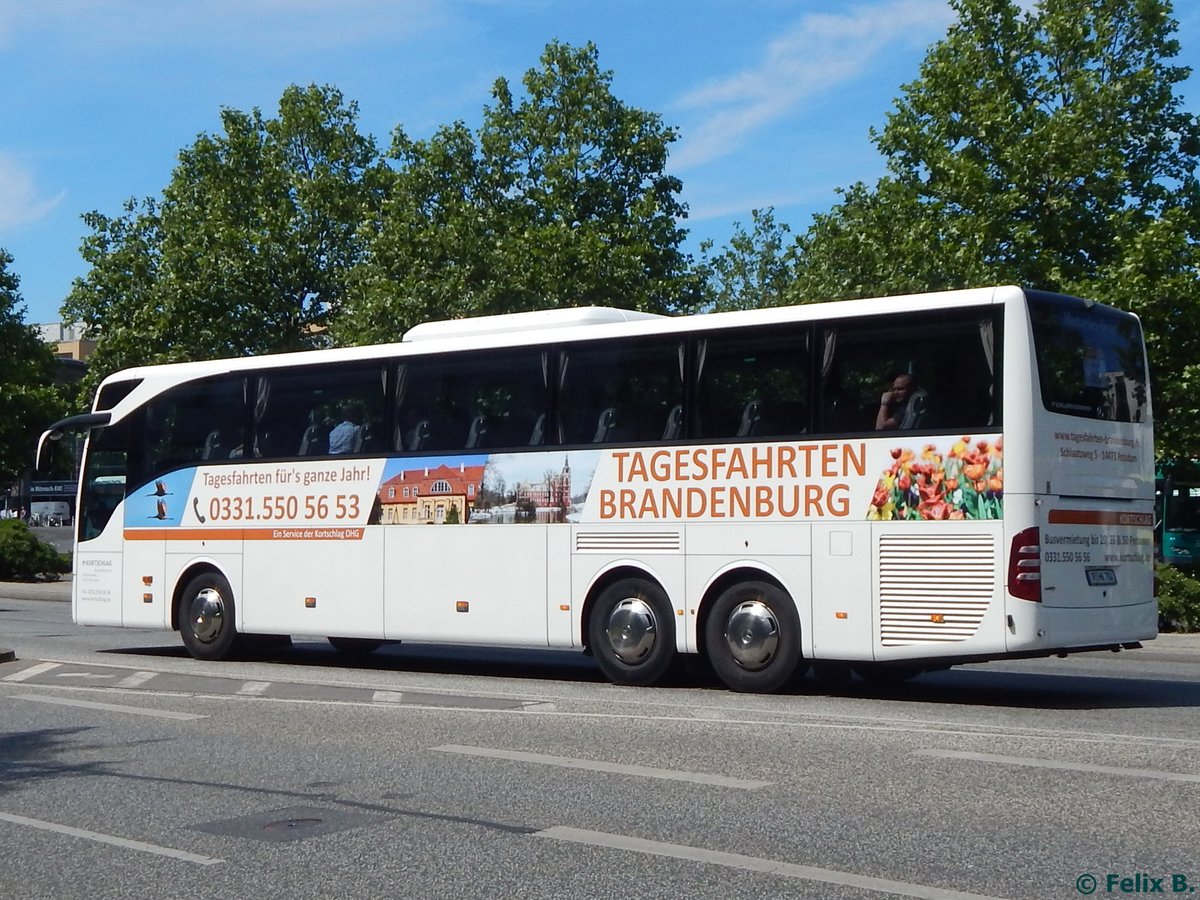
[1155, 563, 1200, 632]
[696, 208, 792, 311]
[64, 85, 388, 397]
[0, 249, 69, 485]
[340, 41, 700, 343]
[64, 46, 702, 374]
[786, 0, 1200, 456]
[0, 519, 71, 581]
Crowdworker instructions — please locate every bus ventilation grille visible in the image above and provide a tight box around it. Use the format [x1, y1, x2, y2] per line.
[575, 531, 682, 554]
[878, 533, 995, 646]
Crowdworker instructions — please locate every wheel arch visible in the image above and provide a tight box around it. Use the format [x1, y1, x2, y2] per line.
[696, 565, 792, 658]
[170, 561, 229, 632]
[580, 563, 670, 650]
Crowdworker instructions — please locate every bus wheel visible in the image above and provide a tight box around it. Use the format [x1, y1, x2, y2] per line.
[178, 572, 241, 661]
[588, 578, 675, 686]
[328, 637, 383, 655]
[705, 581, 802, 693]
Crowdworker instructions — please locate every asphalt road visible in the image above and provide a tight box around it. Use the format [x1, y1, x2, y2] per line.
[2, 587, 1199, 900]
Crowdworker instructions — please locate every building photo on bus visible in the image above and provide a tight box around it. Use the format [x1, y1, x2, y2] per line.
[37, 285, 1156, 693]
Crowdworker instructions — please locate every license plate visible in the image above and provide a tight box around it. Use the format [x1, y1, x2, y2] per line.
[1086, 567, 1118, 586]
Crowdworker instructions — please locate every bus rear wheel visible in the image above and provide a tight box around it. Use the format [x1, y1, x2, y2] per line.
[178, 571, 241, 661]
[705, 581, 802, 693]
[588, 578, 675, 686]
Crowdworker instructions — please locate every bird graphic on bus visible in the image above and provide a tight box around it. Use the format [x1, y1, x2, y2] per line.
[148, 481, 170, 497]
[151, 499, 168, 520]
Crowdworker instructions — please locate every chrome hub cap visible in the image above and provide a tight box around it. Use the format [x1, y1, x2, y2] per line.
[188, 587, 226, 644]
[606, 598, 657, 664]
[724, 600, 779, 670]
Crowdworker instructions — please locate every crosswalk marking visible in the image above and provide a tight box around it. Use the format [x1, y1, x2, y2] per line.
[115, 671, 158, 689]
[2, 662, 59, 683]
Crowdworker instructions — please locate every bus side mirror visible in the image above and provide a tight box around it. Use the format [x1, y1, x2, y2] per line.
[35, 430, 63, 474]
[35, 411, 113, 473]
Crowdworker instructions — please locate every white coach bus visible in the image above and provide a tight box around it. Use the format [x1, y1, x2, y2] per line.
[39, 285, 1156, 691]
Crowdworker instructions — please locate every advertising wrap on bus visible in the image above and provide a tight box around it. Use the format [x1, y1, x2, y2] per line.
[121, 433, 1005, 539]
[46, 286, 1158, 691]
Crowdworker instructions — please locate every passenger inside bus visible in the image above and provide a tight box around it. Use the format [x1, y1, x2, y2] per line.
[328, 404, 364, 454]
[875, 373, 930, 430]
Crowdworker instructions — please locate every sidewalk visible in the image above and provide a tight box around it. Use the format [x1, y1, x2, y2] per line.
[0, 578, 71, 603]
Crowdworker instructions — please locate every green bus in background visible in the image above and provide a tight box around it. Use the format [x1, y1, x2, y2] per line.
[1156, 460, 1200, 569]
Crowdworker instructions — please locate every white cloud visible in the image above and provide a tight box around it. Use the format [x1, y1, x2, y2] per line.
[670, 0, 954, 171]
[0, 155, 66, 232]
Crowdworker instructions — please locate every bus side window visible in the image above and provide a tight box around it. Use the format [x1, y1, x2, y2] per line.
[396, 350, 547, 453]
[144, 375, 246, 478]
[694, 325, 810, 440]
[254, 363, 386, 460]
[559, 337, 683, 446]
[817, 310, 999, 435]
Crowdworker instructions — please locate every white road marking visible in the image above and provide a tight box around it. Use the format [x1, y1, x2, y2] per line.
[2, 662, 59, 682]
[915, 749, 1200, 785]
[534, 826, 1008, 900]
[372, 690, 405, 703]
[114, 671, 158, 689]
[237, 681, 271, 696]
[0, 811, 222, 866]
[56, 672, 114, 680]
[433, 744, 770, 789]
[12, 694, 206, 721]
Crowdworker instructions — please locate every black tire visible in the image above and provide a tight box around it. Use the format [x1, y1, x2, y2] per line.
[178, 571, 241, 661]
[704, 580, 802, 693]
[328, 637, 383, 655]
[588, 578, 676, 686]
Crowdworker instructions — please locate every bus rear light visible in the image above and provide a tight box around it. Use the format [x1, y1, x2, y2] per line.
[304, 596, 316, 609]
[1008, 526, 1041, 602]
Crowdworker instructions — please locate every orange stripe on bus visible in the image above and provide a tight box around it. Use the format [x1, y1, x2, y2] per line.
[124, 527, 366, 541]
[1047, 510, 1153, 527]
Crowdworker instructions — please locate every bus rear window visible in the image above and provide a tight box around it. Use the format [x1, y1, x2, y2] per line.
[1028, 293, 1148, 423]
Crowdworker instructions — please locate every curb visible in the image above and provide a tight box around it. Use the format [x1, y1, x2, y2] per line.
[0, 648, 14, 663]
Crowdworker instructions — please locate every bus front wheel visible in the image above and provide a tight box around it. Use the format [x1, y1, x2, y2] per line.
[705, 581, 803, 693]
[588, 578, 676, 686]
[178, 572, 241, 661]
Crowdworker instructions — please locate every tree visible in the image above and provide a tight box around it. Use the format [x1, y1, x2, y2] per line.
[64, 85, 388, 395]
[0, 249, 68, 485]
[788, 0, 1200, 455]
[341, 41, 700, 343]
[696, 208, 792, 311]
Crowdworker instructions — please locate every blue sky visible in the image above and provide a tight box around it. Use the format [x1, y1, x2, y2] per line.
[2, 0, 1198, 326]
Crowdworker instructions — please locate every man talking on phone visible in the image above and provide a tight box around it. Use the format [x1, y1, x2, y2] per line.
[875, 373, 930, 430]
